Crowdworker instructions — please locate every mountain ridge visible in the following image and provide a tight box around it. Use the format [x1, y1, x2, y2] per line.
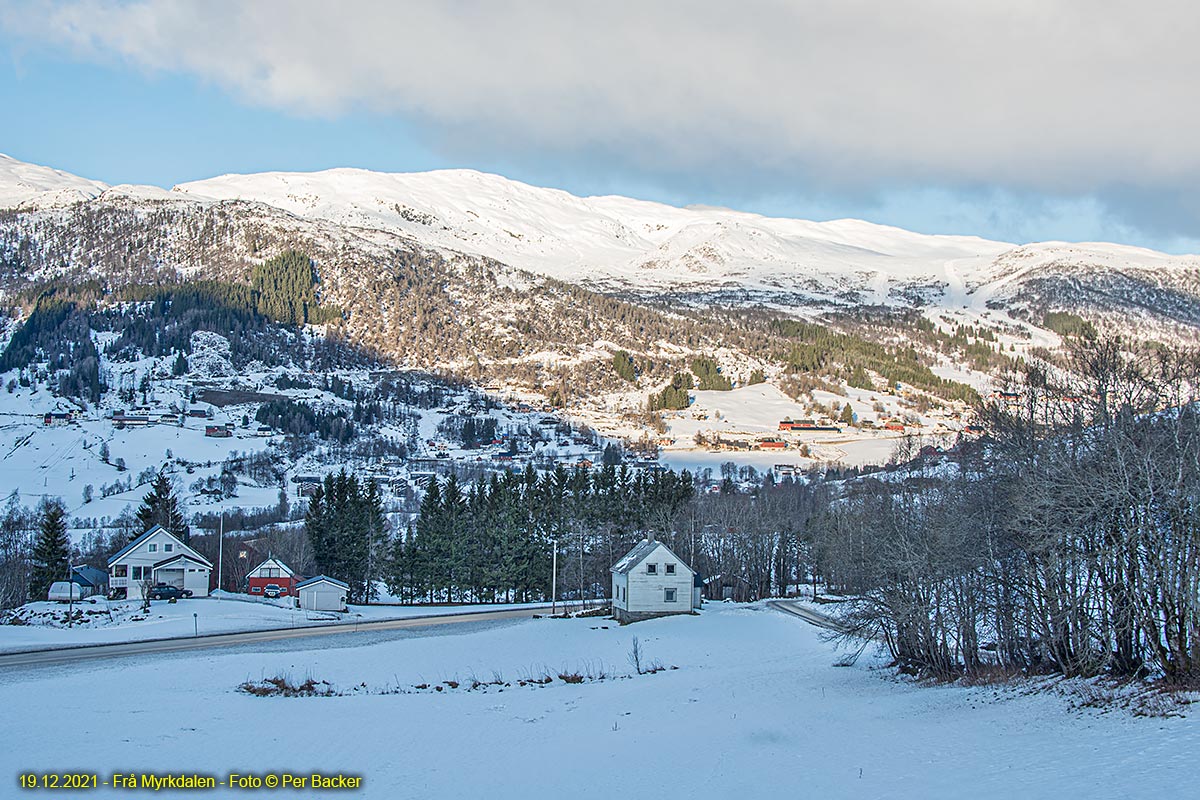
[3, 153, 1199, 344]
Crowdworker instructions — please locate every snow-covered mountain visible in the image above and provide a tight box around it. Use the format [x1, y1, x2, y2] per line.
[171, 166, 1200, 324]
[0, 153, 108, 207]
[3, 154, 1200, 336]
[173, 167, 1010, 300]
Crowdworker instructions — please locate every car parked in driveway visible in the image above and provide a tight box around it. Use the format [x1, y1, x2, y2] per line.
[147, 583, 193, 600]
[262, 583, 283, 599]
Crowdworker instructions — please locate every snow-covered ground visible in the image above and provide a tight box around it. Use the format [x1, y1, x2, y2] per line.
[0, 603, 1192, 799]
[0, 595, 554, 653]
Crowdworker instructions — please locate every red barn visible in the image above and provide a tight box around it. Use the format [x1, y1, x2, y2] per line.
[246, 557, 297, 596]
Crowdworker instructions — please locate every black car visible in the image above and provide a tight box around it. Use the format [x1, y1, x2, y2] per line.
[147, 583, 193, 600]
[262, 584, 283, 599]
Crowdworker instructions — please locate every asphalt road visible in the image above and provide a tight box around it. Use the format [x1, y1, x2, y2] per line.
[0, 606, 551, 668]
[768, 598, 855, 634]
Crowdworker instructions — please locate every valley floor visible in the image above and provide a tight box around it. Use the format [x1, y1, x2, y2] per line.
[0, 604, 1193, 799]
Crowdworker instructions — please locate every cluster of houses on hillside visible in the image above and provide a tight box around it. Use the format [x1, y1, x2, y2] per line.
[105, 407, 274, 438]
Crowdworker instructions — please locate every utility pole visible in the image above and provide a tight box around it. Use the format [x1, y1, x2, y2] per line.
[551, 539, 558, 617]
[216, 514, 223, 598]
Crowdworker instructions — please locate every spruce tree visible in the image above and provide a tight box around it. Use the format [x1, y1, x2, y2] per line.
[304, 470, 389, 603]
[840, 402, 855, 425]
[30, 499, 70, 601]
[135, 469, 190, 543]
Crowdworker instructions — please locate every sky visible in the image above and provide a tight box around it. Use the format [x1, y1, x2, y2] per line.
[1, 0, 1197, 253]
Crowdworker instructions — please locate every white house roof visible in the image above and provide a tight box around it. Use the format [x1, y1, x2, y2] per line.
[152, 552, 213, 570]
[611, 539, 693, 575]
[107, 525, 210, 568]
[248, 557, 295, 578]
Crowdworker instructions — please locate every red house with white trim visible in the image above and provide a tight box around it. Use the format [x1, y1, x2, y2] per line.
[246, 557, 297, 596]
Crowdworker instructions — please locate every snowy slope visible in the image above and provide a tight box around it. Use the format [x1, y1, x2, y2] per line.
[3, 154, 1198, 330]
[0, 604, 1193, 799]
[174, 167, 1016, 299]
[174, 166, 1200, 322]
[0, 153, 108, 207]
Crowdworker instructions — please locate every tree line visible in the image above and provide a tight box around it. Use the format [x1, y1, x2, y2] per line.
[386, 465, 695, 604]
[812, 334, 1200, 685]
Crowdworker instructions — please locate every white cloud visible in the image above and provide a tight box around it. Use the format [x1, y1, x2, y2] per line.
[4, 1, 1199, 234]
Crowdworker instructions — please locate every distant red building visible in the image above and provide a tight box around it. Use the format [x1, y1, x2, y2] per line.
[246, 557, 297, 596]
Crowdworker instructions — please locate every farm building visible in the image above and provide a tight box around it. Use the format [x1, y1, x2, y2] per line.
[295, 576, 348, 612]
[611, 538, 699, 623]
[291, 475, 322, 497]
[246, 557, 297, 596]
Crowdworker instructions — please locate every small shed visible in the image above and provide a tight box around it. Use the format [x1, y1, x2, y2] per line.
[611, 538, 698, 623]
[295, 575, 349, 612]
[246, 557, 297, 596]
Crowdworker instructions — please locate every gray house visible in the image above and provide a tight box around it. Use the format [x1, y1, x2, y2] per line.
[611, 538, 700, 623]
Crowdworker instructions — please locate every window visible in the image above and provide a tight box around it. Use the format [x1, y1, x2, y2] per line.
[164, 544, 173, 552]
[646, 563, 657, 574]
[665, 564, 676, 575]
[148, 544, 157, 553]
[113, 565, 127, 578]
[252, 586, 262, 593]
[664, 588, 677, 603]
[132, 566, 148, 581]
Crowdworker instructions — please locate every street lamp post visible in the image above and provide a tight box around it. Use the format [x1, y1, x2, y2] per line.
[216, 515, 223, 598]
[551, 539, 558, 617]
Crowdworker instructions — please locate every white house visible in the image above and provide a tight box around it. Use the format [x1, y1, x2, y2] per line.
[295, 575, 349, 612]
[107, 525, 213, 600]
[611, 538, 699, 623]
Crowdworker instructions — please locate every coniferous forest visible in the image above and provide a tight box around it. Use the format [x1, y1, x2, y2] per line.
[386, 466, 694, 604]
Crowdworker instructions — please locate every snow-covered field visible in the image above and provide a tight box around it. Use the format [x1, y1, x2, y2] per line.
[0, 603, 1193, 799]
[654, 383, 954, 472]
[0, 596, 553, 653]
